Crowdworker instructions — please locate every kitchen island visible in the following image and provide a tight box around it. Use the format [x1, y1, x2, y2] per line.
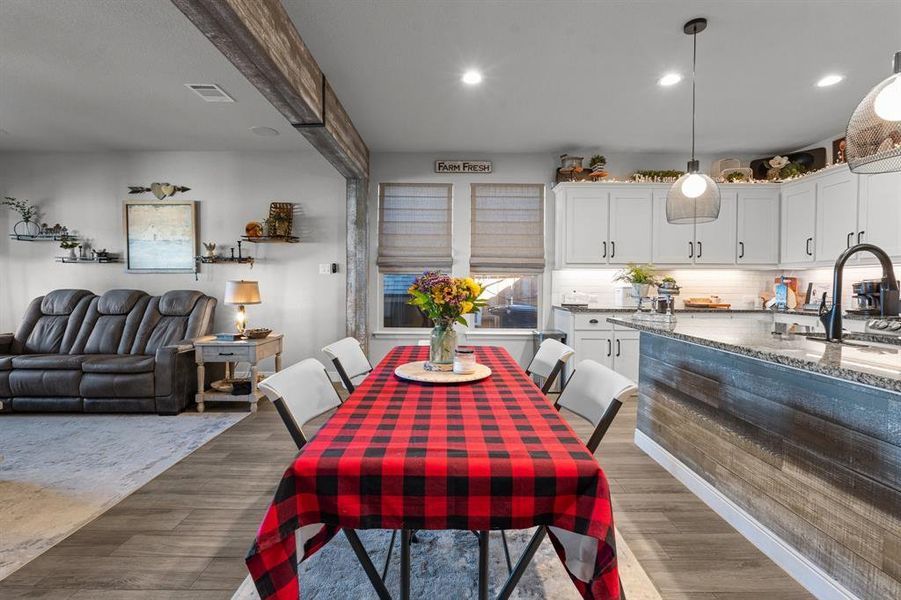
[609, 316, 900, 600]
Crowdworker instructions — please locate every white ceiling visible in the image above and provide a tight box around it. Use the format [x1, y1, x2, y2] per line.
[284, 0, 901, 155]
[0, 0, 312, 152]
[1, 1, 899, 156]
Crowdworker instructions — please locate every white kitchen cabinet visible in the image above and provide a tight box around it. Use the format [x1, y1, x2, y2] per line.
[563, 187, 609, 265]
[611, 329, 640, 382]
[781, 178, 817, 264]
[737, 189, 780, 264]
[609, 189, 652, 263]
[574, 331, 615, 370]
[652, 190, 695, 264]
[695, 190, 737, 264]
[858, 171, 901, 257]
[816, 168, 859, 261]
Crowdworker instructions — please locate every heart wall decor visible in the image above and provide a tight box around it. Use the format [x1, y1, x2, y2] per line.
[127, 183, 191, 199]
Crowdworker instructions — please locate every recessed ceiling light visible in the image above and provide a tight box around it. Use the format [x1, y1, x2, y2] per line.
[250, 126, 280, 137]
[462, 70, 483, 85]
[816, 74, 844, 87]
[658, 73, 683, 87]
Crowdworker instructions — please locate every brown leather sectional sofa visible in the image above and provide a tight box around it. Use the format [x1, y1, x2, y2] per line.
[0, 289, 217, 414]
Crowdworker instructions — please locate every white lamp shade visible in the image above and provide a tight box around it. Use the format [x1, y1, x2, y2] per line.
[846, 51, 901, 174]
[666, 172, 721, 224]
[224, 280, 261, 305]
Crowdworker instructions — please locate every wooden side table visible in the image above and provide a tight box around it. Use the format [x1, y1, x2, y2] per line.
[194, 334, 283, 413]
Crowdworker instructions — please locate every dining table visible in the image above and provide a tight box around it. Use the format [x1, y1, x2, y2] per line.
[245, 345, 621, 599]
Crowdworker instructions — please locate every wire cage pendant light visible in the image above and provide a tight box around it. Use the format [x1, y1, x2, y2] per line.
[667, 18, 721, 224]
[846, 51, 901, 174]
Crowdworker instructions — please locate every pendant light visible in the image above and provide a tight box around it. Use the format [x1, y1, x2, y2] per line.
[666, 18, 721, 224]
[845, 51, 901, 173]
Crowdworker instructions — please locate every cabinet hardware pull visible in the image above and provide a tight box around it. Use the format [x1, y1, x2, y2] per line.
[857, 231, 865, 244]
[589, 319, 598, 324]
[805, 237, 813, 256]
[602, 241, 607, 258]
[697, 241, 703, 258]
[846, 232, 853, 248]
[218, 352, 235, 356]
[739, 241, 745, 259]
[611, 241, 615, 258]
[616, 339, 621, 357]
[689, 241, 694, 258]
[607, 339, 612, 357]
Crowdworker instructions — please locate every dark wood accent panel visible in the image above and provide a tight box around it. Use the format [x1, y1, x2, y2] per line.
[637, 333, 901, 599]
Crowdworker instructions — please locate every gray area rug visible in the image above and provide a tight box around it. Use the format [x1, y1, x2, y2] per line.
[0, 412, 246, 580]
[233, 527, 661, 599]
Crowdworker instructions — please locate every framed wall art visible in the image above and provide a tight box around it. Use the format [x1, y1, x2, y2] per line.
[124, 200, 197, 273]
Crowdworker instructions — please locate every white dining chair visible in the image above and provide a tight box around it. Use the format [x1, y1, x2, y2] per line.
[417, 339, 431, 346]
[258, 358, 343, 449]
[555, 359, 637, 453]
[499, 359, 635, 598]
[259, 359, 393, 599]
[525, 338, 576, 394]
[322, 337, 373, 393]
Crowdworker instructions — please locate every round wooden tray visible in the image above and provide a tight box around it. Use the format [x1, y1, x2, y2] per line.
[394, 361, 491, 384]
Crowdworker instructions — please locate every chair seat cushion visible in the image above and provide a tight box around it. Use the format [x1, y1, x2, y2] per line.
[82, 355, 155, 374]
[11, 354, 86, 370]
[0, 356, 12, 371]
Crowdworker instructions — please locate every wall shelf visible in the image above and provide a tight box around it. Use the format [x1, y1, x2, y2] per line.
[55, 255, 119, 264]
[10, 233, 77, 242]
[241, 235, 299, 244]
[195, 256, 255, 266]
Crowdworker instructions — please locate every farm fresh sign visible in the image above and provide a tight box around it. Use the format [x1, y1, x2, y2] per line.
[434, 160, 492, 174]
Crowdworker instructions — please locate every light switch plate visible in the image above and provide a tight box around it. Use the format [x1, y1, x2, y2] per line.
[319, 264, 331, 275]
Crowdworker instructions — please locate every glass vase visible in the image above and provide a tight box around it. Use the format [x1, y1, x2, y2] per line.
[428, 322, 457, 371]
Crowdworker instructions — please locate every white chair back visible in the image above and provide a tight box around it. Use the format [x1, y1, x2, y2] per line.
[321, 337, 372, 392]
[417, 340, 431, 346]
[526, 338, 575, 393]
[258, 358, 342, 448]
[556, 359, 637, 452]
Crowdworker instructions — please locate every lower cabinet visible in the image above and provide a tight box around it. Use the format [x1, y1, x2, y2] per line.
[572, 328, 640, 383]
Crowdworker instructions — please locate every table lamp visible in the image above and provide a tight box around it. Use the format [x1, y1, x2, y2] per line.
[224, 280, 261, 333]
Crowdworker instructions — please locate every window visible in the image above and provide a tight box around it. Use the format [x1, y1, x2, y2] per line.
[470, 184, 545, 329]
[378, 183, 452, 328]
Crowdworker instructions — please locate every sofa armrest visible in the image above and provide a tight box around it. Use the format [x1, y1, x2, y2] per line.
[0, 333, 13, 355]
[154, 341, 197, 414]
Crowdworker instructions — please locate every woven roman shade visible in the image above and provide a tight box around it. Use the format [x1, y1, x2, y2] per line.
[377, 183, 453, 270]
[470, 183, 545, 272]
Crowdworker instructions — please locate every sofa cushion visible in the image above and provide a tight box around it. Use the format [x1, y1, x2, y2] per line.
[159, 290, 204, 316]
[82, 355, 155, 374]
[0, 356, 11, 371]
[11, 355, 87, 370]
[97, 290, 145, 315]
[0, 372, 10, 397]
[80, 372, 154, 398]
[40, 289, 93, 316]
[9, 370, 82, 396]
[84, 397, 156, 413]
[11, 397, 83, 412]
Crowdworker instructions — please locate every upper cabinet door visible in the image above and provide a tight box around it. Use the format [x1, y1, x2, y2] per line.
[737, 189, 780, 264]
[816, 168, 859, 262]
[695, 190, 737, 264]
[563, 187, 609, 265]
[609, 188, 652, 264]
[652, 190, 695, 264]
[858, 171, 901, 257]
[781, 179, 817, 264]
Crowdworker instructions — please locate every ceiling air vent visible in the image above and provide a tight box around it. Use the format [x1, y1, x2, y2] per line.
[184, 83, 235, 103]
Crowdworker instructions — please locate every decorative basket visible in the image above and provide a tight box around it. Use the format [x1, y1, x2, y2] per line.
[243, 328, 272, 339]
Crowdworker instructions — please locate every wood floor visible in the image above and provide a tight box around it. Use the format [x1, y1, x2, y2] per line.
[0, 397, 812, 599]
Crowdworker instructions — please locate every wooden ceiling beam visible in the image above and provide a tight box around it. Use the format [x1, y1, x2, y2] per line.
[172, 0, 369, 178]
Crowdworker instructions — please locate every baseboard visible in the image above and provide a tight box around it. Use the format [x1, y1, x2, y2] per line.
[633, 429, 859, 600]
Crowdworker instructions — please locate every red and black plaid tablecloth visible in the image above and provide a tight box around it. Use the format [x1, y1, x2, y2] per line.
[246, 345, 620, 599]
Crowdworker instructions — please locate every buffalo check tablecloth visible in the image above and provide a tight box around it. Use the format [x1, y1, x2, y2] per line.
[246, 345, 620, 599]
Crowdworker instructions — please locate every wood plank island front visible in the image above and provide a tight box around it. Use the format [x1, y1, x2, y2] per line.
[607, 316, 900, 600]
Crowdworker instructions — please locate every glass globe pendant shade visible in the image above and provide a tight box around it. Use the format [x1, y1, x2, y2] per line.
[667, 160, 721, 224]
[846, 51, 901, 174]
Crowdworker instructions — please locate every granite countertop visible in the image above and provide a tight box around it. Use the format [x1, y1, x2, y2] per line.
[607, 316, 901, 392]
[553, 305, 884, 321]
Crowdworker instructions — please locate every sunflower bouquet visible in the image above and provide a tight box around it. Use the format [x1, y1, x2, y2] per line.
[407, 272, 487, 327]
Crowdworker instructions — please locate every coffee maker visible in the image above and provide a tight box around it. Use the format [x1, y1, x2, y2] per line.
[850, 279, 899, 315]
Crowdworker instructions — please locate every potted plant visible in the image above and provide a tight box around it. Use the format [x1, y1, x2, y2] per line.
[614, 263, 659, 300]
[2, 196, 40, 237]
[407, 272, 487, 371]
[59, 239, 79, 260]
